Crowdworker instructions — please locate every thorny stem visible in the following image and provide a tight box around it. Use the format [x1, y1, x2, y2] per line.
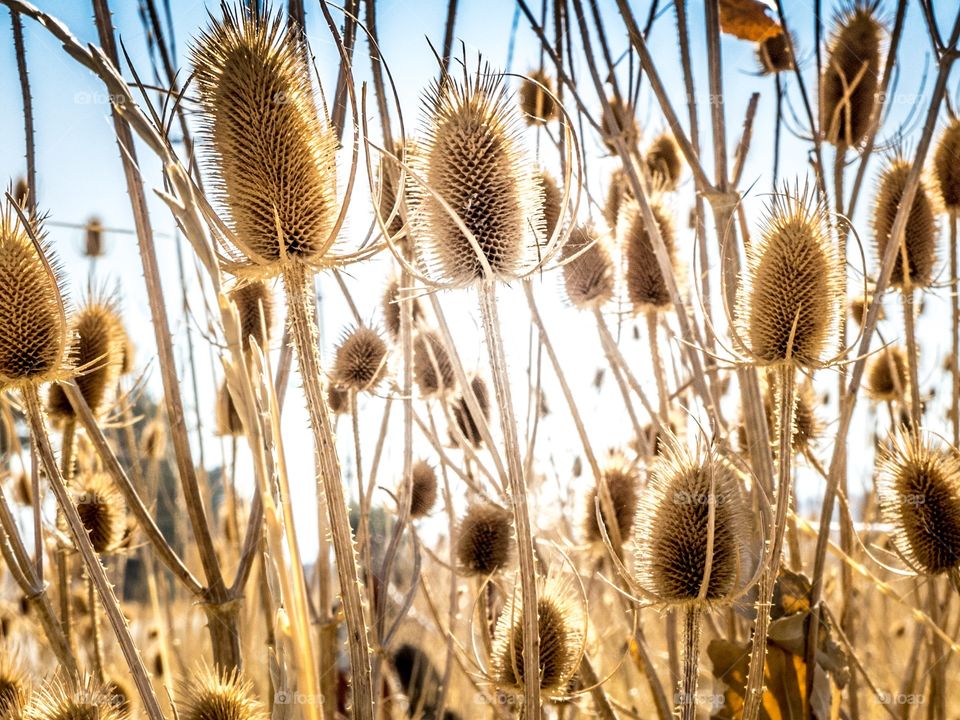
[283, 263, 374, 719]
[902, 288, 923, 430]
[952, 210, 959, 447]
[10, 8, 35, 213]
[478, 281, 541, 716]
[677, 604, 702, 720]
[647, 311, 670, 422]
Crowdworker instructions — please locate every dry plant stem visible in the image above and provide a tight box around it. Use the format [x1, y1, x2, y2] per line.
[902, 288, 923, 429]
[87, 574, 104, 682]
[742, 363, 796, 720]
[678, 605, 702, 720]
[577, 652, 617, 720]
[593, 308, 658, 426]
[647, 311, 670, 422]
[23, 385, 164, 720]
[953, 210, 959, 446]
[283, 263, 374, 719]
[478, 280, 541, 715]
[927, 580, 946, 719]
[10, 8, 35, 210]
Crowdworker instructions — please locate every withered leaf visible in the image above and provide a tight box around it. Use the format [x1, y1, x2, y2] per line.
[719, 0, 783, 42]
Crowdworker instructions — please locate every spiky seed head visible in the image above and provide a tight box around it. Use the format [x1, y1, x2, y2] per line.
[737, 187, 841, 367]
[23, 675, 123, 720]
[560, 225, 615, 310]
[70, 473, 127, 554]
[83, 218, 104, 259]
[47, 300, 125, 420]
[409, 460, 438, 519]
[451, 376, 490, 447]
[455, 503, 512, 575]
[381, 279, 422, 340]
[179, 666, 267, 720]
[326, 384, 349, 416]
[933, 119, 960, 209]
[620, 197, 676, 313]
[872, 158, 938, 289]
[101, 677, 131, 718]
[117, 328, 135, 376]
[600, 96, 639, 153]
[0, 202, 68, 389]
[408, 67, 543, 287]
[142, 419, 167, 461]
[215, 382, 244, 436]
[603, 167, 632, 230]
[518, 70, 558, 125]
[191, 6, 338, 274]
[763, 376, 821, 450]
[413, 330, 455, 397]
[584, 455, 640, 544]
[540, 170, 563, 240]
[635, 439, 748, 605]
[0, 653, 29, 719]
[757, 31, 794, 74]
[820, 3, 883, 147]
[866, 345, 909, 401]
[229, 281, 272, 353]
[878, 432, 960, 575]
[848, 292, 881, 327]
[645, 133, 682, 191]
[491, 580, 583, 695]
[331, 326, 388, 393]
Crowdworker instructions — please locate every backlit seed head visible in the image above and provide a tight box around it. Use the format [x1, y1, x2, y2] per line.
[872, 158, 938, 289]
[408, 66, 543, 286]
[326, 384, 349, 416]
[866, 345, 909, 401]
[142, 419, 167, 461]
[413, 330, 455, 397]
[620, 197, 676, 313]
[47, 299, 125, 420]
[600, 96, 639, 153]
[179, 666, 267, 720]
[560, 225, 615, 310]
[0, 202, 69, 389]
[584, 454, 640, 545]
[381, 279, 422, 340]
[737, 186, 841, 367]
[848, 292, 882, 327]
[820, 2, 883, 147]
[23, 675, 123, 720]
[451, 376, 490, 447]
[215, 382, 244, 437]
[519, 70, 558, 125]
[331, 326, 388, 393]
[229, 281, 272, 353]
[0, 653, 29, 719]
[763, 375, 821, 450]
[491, 580, 584, 696]
[191, 6, 338, 274]
[117, 328, 135, 376]
[83, 218, 104, 259]
[12, 180, 28, 210]
[603, 167, 632, 230]
[878, 432, 960, 575]
[540, 170, 563, 240]
[757, 31, 794, 74]
[409, 460, 438, 518]
[644, 133, 682, 191]
[635, 439, 748, 605]
[70, 472, 127, 554]
[455, 502, 512, 575]
[933, 119, 960, 209]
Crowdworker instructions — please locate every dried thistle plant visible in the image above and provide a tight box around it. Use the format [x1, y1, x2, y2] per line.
[179, 666, 267, 720]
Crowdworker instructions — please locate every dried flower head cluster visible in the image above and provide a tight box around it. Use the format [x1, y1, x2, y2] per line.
[583, 454, 640, 545]
[23, 675, 124, 720]
[455, 503, 512, 575]
[757, 31, 794, 74]
[866, 345, 910, 401]
[645, 133, 682, 191]
[413, 330, 455, 396]
[331, 326, 388, 393]
[408, 460, 438, 519]
[70, 472, 127, 555]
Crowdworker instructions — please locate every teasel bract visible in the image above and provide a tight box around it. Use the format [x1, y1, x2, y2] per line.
[191, 6, 374, 710]
[179, 666, 267, 720]
[634, 438, 748, 720]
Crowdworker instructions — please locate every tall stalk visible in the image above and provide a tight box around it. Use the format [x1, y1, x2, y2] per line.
[952, 209, 959, 446]
[678, 605, 702, 720]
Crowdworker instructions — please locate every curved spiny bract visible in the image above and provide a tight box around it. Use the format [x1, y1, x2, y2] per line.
[737, 187, 841, 368]
[23, 675, 124, 720]
[561, 225, 615, 310]
[635, 440, 748, 605]
[583, 454, 640, 545]
[455, 502, 512, 576]
[877, 432, 960, 575]
[408, 67, 543, 287]
[0, 203, 68, 390]
[331, 326, 388, 394]
[518, 70, 558, 125]
[820, 2, 883, 147]
[179, 666, 267, 720]
[229, 281, 273, 353]
[413, 330, 455, 397]
[191, 6, 338, 274]
[621, 197, 676, 313]
[933, 119, 960, 210]
[872, 158, 938, 289]
[645, 133, 682, 191]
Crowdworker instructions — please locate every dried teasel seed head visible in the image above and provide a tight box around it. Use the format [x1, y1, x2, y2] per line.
[848, 292, 882, 327]
[757, 31, 794, 74]
[933, 119, 960, 210]
[519, 69, 558, 125]
[69, 472, 127, 555]
[117, 326, 135, 376]
[584, 454, 640, 545]
[491, 579, 584, 696]
[560, 225, 615, 310]
[413, 330, 455, 397]
[326, 383, 349, 416]
[451, 376, 490, 447]
[872, 158, 938, 289]
[179, 666, 267, 720]
[644, 133, 682, 191]
[409, 66, 543, 286]
[603, 167, 632, 230]
[47, 299, 125, 420]
[455, 502, 512, 575]
[142, 419, 167, 461]
[23, 675, 124, 720]
[101, 676, 132, 718]
[820, 2, 883, 147]
[408, 460, 438, 519]
[229, 281, 273, 353]
[540, 169, 563, 240]
[0, 202, 68, 389]
[620, 197, 676, 313]
[737, 186, 841, 367]
[0, 653, 29, 719]
[83, 218, 104, 259]
[763, 376, 821, 450]
[600, 96, 639, 153]
[381, 279, 422, 340]
[331, 326, 388, 393]
[635, 439, 748, 604]
[191, 6, 338, 273]
[865, 345, 909, 401]
[215, 382, 244, 437]
[878, 432, 960, 575]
